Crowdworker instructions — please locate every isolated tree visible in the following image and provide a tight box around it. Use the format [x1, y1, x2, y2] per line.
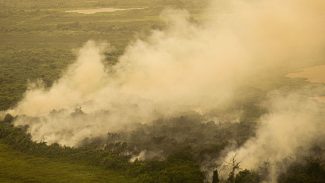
[3, 113, 14, 123]
[234, 170, 260, 183]
[212, 170, 220, 183]
[226, 156, 241, 183]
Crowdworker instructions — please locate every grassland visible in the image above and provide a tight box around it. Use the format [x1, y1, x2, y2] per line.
[0, 142, 136, 183]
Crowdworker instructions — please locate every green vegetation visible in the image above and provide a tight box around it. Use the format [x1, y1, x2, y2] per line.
[1, 0, 199, 110]
[0, 1, 208, 182]
[0, 142, 135, 183]
[2, 110, 324, 183]
[0, 1, 324, 182]
[0, 118, 204, 182]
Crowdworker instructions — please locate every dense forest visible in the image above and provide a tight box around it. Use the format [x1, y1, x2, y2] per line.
[1, 111, 324, 182]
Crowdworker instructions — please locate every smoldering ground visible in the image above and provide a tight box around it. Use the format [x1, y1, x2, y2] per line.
[4, 0, 325, 182]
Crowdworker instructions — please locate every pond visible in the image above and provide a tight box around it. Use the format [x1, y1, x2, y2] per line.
[66, 7, 145, 14]
[287, 64, 325, 102]
[287, 65, 325, 84]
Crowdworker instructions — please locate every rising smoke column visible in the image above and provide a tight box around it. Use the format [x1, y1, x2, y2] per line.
[8, 2, 325, 178]
[217, 93, 325, 183]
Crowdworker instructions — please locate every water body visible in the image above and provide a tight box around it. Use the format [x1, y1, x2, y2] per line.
[66, 7, 145, 14]
[287, 65, 325, 102]
[287, 65, 325, 84]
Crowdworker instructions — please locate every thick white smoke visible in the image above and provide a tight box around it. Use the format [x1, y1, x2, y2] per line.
[217, 93, 325, 182]
[6, 1, 325, 181]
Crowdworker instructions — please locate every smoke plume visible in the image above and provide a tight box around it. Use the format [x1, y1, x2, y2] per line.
[6, 0, 325, 181]
[218, 92, 325, 182]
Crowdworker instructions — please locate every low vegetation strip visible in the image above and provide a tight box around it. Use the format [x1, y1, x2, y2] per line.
[0, 142, 136, 183]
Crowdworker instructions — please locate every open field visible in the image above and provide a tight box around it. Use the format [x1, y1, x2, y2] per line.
[0, 142, 135, 183]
